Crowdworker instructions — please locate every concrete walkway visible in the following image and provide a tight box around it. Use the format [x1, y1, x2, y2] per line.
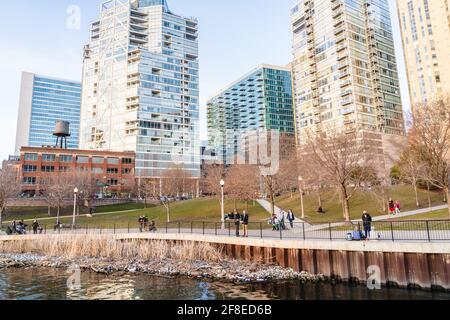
[256, 199, 311, 228]
[306, 204, 449, 231]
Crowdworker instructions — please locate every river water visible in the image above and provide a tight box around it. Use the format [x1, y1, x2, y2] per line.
[0, 268, 449, 300]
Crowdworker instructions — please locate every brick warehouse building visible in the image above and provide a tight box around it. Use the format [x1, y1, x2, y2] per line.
[19, 147, 135, 197]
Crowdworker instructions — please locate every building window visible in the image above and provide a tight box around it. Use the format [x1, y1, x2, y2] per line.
[107, 179, 119, 186]
[23, 177, 36, 185]
[122, 158, 133, 164]
[92, 157, 104, 164]
[23, 165, 37, 172]
[41, 166, 55, 172]
[107, 158, 119, 165]
[77, 156, 89, 164]
[60, 155, 73, 163]
[92, 168, 103, 174]
[122, 168, 132, 174]
[59, 166, 69, 172]
[24, 153, 38, 161]
[42, 154, 56, 162]
[107, 168, 119, 174]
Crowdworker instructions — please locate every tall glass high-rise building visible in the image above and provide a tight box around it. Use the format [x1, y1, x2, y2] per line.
[397, 0, 450, 105]
[290, 0, 406, 171]
[14, 72, 81, 154]
[80, 0, 200, 179]
[207, 65, 295, 164]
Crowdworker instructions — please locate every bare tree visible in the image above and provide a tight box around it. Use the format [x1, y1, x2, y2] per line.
[397, 146, 426, 208]
[303, 129, 377, 223]
[0, 168, 21, 226]
[202, 164, 226, 200]
[160, 166, 194, 223]
[409, 99, 450, 215]
[41, 172, 75, 222]
[225, 165, 260, 212]
[72, 170, 97, 214]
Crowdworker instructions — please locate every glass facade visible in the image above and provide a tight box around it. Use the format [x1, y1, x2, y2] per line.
[207, 65, 294, 163]
[80, 0, 200, 179]
[28, 75, 81, 149]
[291, 0, 405, 144]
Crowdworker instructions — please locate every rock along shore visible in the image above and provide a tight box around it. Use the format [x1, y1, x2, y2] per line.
[0, 253, 324, 284]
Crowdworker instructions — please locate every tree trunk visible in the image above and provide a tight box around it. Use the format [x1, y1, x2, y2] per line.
[0, 206, 4, 228]
[57, 206, 61, 222]
[414, 181, 420, 208]
[340, 185, 351, 223]
[233, 199, 237, 211]
[427, 182, 432, 210]
[317, 189, 323, 208]
[166, 203, 171, 223]
[446, 187, 450, 218]
[270, 192, 275, 216]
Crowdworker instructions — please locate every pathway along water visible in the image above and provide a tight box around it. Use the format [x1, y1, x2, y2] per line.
[0, 268, 449, 300]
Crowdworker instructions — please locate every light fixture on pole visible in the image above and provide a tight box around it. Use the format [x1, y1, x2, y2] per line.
[298, 177, 305, 219]
[220, 179, 225, 229]
[73, 187, 79, 228]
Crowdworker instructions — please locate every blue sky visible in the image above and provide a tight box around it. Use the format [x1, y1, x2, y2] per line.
[0, 0, 409, 160]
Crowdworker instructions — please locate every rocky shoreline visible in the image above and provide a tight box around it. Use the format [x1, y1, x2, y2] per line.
[0, 253, 324, 284]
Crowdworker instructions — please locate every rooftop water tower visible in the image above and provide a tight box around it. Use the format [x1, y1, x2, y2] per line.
[53, 121, 71, 149]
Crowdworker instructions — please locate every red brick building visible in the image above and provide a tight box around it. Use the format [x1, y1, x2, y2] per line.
[19, 147, 135, 197]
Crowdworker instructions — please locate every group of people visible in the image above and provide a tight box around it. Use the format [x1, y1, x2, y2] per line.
[6, 220, 42, 235]
[388, 199, 401, 217]
[224, 211, 250, 238]
[269, 209, 296, 231]
[138, 216, 157, 232]
[348, 211, 376, 241]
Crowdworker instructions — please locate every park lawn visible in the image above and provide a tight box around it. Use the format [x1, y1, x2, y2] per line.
[35, 198, 269, 228]
[393, 208, 450, 221]
[276, 185, 446, 224]
[2, 202, 152, 223]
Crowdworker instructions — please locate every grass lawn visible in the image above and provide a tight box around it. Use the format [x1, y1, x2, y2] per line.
[2, 202, 150, 223]
[4, 198, 269, 229]
[275, 185, 446, 224]
[393, 209, 450, 221]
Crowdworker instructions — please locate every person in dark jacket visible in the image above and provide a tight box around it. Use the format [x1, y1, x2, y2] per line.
[234, 211, 241, 237]
[287, 210, 295, 229]
[32, 220, 40, 235]
[241, 211, 249, 238]
[362, 211, 372, 240]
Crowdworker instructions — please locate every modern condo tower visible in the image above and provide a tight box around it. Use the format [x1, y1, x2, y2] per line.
[290, 0, 405, 147]
[397, 0, 450, 104]
[15, 72, 81, 154]
[207, 65, 295, 164]
[80, 0, 200, 179]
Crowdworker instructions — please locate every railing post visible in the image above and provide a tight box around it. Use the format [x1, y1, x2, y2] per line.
[280, 224, 283, 240]
[114, 224, 116, 235]
[228, 222, 231, 237]
[166, 222, 168, 234]
[390, 222, 395, 242]
[191, 222, 193, 234]
[426, 221, 431, 242]
[260, 222, 263, 239]
[302, 223, 306, 241]
[127, 223, 130, 234]
[329, 223, 332, 241]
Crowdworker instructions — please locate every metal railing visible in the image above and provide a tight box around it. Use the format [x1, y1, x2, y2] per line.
[1, 220, 450, 242]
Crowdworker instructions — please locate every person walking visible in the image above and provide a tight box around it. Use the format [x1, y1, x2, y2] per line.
[388, 199, 395, 217]
[241, 211, 249, 238]
[395, 200, 401, 216]
[287, 210, 296, 229]
[362, 211, 373, 240]
[234, 211, 241, 237]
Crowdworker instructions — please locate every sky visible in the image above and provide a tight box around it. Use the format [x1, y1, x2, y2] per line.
[0, 0, 410, 161]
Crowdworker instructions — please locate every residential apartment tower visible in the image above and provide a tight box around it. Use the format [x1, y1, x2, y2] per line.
[80, 0, 200, 179]
[207, 65, 295, 164]
[397, 0, 450, 104]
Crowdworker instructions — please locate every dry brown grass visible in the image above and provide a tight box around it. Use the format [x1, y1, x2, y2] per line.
[0, 235, 224, 262]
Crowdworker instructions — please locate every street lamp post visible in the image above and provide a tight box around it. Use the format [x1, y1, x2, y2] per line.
[298, 177, 305, 219]
[73, 187, 78, 228]
[220, 179, 225, 229]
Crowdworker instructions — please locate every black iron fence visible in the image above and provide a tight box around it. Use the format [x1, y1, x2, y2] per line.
[1, 220, 450, 242]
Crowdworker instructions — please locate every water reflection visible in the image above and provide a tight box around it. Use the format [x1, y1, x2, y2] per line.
[0, 268, 449, 301]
